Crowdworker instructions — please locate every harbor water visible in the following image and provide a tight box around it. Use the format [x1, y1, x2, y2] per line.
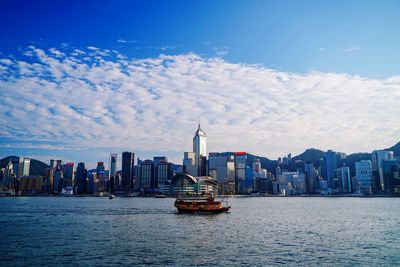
[0, 197, 399, 266]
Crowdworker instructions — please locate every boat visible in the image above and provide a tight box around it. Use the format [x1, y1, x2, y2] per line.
[109, 194, 115, 199]
[174, 194, 230, 213]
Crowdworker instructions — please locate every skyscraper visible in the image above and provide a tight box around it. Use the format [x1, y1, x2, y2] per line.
[75, 162, 87, 194]
[371, 150, 394, 192]
[183, 152, 197, 176]
[96, 162, 106, 192]
[140, 160, 155, 191]
[304, 162, 315, 194]
[355, 160, 373, 195]
[234, 152, 247, 194]
[122, 152, 135, 192]
[17, 157, 30, 177]
[324, 150, 337, 192]
[337, 165, 351, 193]
[62, 163, 74, 187]
[50, 160, 63, 193]
[381, 159, 400, 195]
[193, 123, 207, 176]
[110, 153, 118, 191]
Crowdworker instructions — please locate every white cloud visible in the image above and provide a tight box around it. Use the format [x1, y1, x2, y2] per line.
[0, 46, 399, 161]
[318, 47, 325, 51]
[339, 46, 360, 53]
[117, 38, 136, 44]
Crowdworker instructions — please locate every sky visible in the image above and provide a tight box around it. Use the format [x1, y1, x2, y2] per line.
[0, 0, 400, 168]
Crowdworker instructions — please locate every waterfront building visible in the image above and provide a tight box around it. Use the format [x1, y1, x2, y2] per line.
[252, 159, 268, 193]
[154, 157, 173, 192]
[1, 160, 16, 193]
[96, 162, 106, 192]
[171, 173, 215, 195]
[371, 150, 395, 192]
[324, 150, 337, 191]
[62, 163, 74, 187]
[140, 160, 155, 192]
[234, 152, 247, 194]
[17, 157, 30, 177]
[50, 160, 63, 194]
[381, 159, 400, 195]
[304, 162, 315, 193]
[183, 152, 197, 176]
[355, 160, 373, 195]
[87, 169, 96, 194]
[75, 162, 87, 194]
[110, 153, 118, 190]
[208, 153, 235, 194]
[277, 171, 306, 195]
[193, 123, 207, 176]
[18, 175, 43, 195]
[122, 151, 135, 192]
[337, 165, 351, 193]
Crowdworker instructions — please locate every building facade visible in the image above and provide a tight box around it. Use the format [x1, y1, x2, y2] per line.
[355, 160, 373, 195]
[122, 151, 135, 192]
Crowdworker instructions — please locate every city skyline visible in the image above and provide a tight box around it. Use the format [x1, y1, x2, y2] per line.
[1, 0, 400, 167]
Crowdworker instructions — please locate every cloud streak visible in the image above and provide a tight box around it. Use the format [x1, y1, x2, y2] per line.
[0, 46, 399, 161]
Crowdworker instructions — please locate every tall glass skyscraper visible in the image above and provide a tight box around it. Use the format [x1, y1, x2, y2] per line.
[324, 150, 337, 191]
[193, 123, 207, 176]
[122, 152, 134, 192]
[75, 162, 86, 194]
[355, 160, 373, 195]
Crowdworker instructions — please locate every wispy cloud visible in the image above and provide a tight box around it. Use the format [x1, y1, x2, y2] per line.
[318, 47, 325, 52]
[0, 46, 399, 159]
[117, 38, 137, 44]
[339, 46, 360, 53]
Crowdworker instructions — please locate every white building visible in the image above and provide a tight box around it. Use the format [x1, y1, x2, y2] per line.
[193, 123, 207, 176]
[355, 160, 373, 195]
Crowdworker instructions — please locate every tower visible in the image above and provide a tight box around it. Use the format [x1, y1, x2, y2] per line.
[193, 123, 207, 176]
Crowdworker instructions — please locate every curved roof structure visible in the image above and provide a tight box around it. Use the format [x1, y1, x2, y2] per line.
[172, 173, 219, 187]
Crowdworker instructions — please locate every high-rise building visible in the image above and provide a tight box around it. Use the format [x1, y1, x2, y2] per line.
[62, 163, 74, 187]
[140, 160, 155, 191]
[337, 165, 351, 193]
[324, 150, 337, 191]
[208, 153, 235, 194]
[355, 160, 373, 195]
[110, 153, 118, 192]
[371, 150, 394, 192]
[234, 152, 247, 194]
[193, 123, 207, 176]
[381, 159, 400, 195]
[87, 169, 96, 194]
[50, 160, 63, 193]
[96, 162, 106, 192]
[1, 160, 16, 193]
[75, 162, 87, 194]
[183, 152, 197, 176]
[17, 157, 30, 177]
[110, 153, 117, 180]
[252, 159, 268, 193]
[122, 152, 135, 192]
[304, 162, 315, 193]
[155, 159, 173, 192]
[277, 171, 306, 195]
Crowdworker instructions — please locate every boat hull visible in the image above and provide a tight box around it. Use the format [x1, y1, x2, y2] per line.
[176, 206, 230, 214]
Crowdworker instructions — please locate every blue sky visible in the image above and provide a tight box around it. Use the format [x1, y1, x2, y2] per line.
[1, 0, 400, 168]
